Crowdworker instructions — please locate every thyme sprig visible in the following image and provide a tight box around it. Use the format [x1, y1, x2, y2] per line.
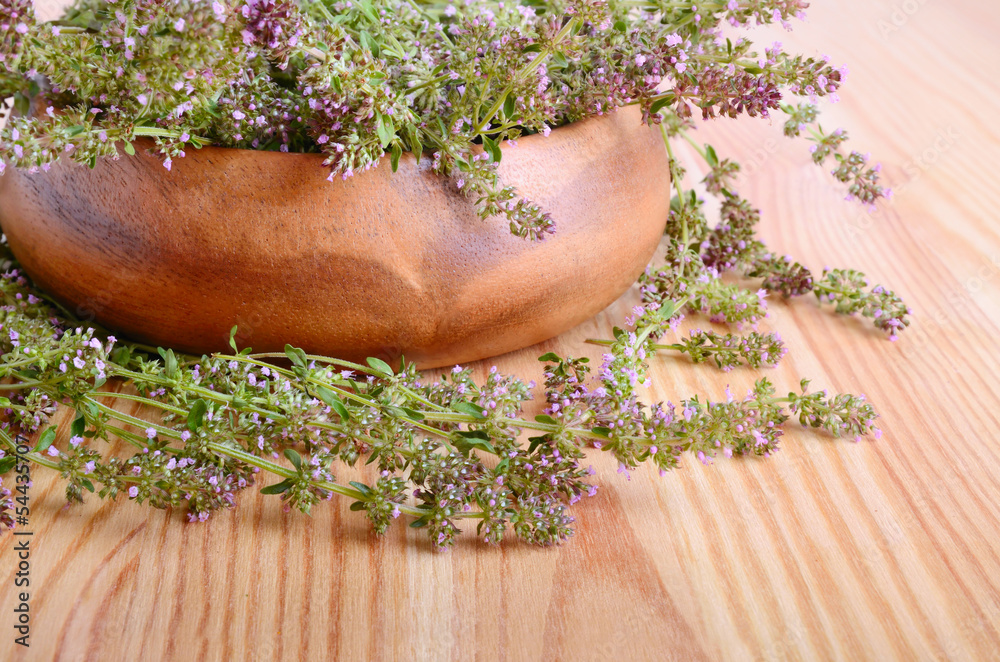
[0, 258, 880, 548]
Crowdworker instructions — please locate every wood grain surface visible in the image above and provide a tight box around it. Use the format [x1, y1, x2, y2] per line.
[3, 0, 1000, 660]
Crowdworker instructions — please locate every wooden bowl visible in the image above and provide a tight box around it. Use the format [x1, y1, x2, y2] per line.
[0, 106, 669, 368]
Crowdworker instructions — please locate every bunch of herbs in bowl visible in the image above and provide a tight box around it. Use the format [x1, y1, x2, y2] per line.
[0, 0, 908, 548]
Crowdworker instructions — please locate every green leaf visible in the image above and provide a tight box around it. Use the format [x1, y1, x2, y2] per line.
[284, 448, 302, 470]
[0, 456, 16, 474]
[0, 397, 10, 407]
[534, 414, 557, 425]
[503, 93, 516, 119]
[60, 8, 96, 28]
[401, 407, 424, 421]
[80, 478, 95, 493]
[357, 0, 378, 24]
[522, 43, 542, 54]
[453, 434, 496, 456]
[359, 30, 380, 57]
[537, 352, 561, 363]
[527, 435, 548, 453]
[71, 411, 86, 438]
[285, 344, 308, 369]
[650, 96, 673, 115]
[349, 481, 372, 496]
[123, 141, 136, 156]
[366, 357, 393, 377]
[453, 401, 486, 419]
[591, 427, 612, 439]
[384, 405, 424, 422]
[314, 385, 350, 421]
[482, 135, 502, 164]
[187, 399, 208, 432]
[406, 125, 422, 163]
[13, 93, 29, 117]
[384, 405, 407, 419]
[260, 478, 295, 495]
[157, 347, 178, 379]
[349, 501, 367, 511]
[409, 517, 429, 528]
[704, 144, 719, 167]
[390, 142, 402, 172]
[375, 112, 394, 149]
[34, 427, 57, 454]
[111, 345, 132, 366]
[228, 325, 240, 352]
[658, 300, 679, 320]
[456, 430, 490, 441]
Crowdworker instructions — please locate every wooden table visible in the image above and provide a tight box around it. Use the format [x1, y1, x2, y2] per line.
[4, 1, 1000, 659]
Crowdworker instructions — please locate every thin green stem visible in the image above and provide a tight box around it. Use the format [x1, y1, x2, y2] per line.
[0, 381, 45, 391]
[472, 18, 578, 135]
[679, 129, 708, 160]
[91, 391, 188, 415]
[660, 124, 689, 248]
[132, 126, 209, 146]
[0, 429, 60, 470]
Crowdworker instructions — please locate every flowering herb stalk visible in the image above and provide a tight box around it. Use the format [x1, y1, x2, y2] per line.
[0, 262, 881, 548]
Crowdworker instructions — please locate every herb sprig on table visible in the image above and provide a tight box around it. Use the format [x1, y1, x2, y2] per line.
[0, 264, 880, 548]
[0, 0, 909, 547]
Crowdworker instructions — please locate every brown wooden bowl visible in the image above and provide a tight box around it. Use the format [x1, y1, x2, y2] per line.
[0, 106, 669, 368]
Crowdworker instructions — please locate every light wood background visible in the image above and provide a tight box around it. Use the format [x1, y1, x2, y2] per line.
[4, 0, 1000, 659]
